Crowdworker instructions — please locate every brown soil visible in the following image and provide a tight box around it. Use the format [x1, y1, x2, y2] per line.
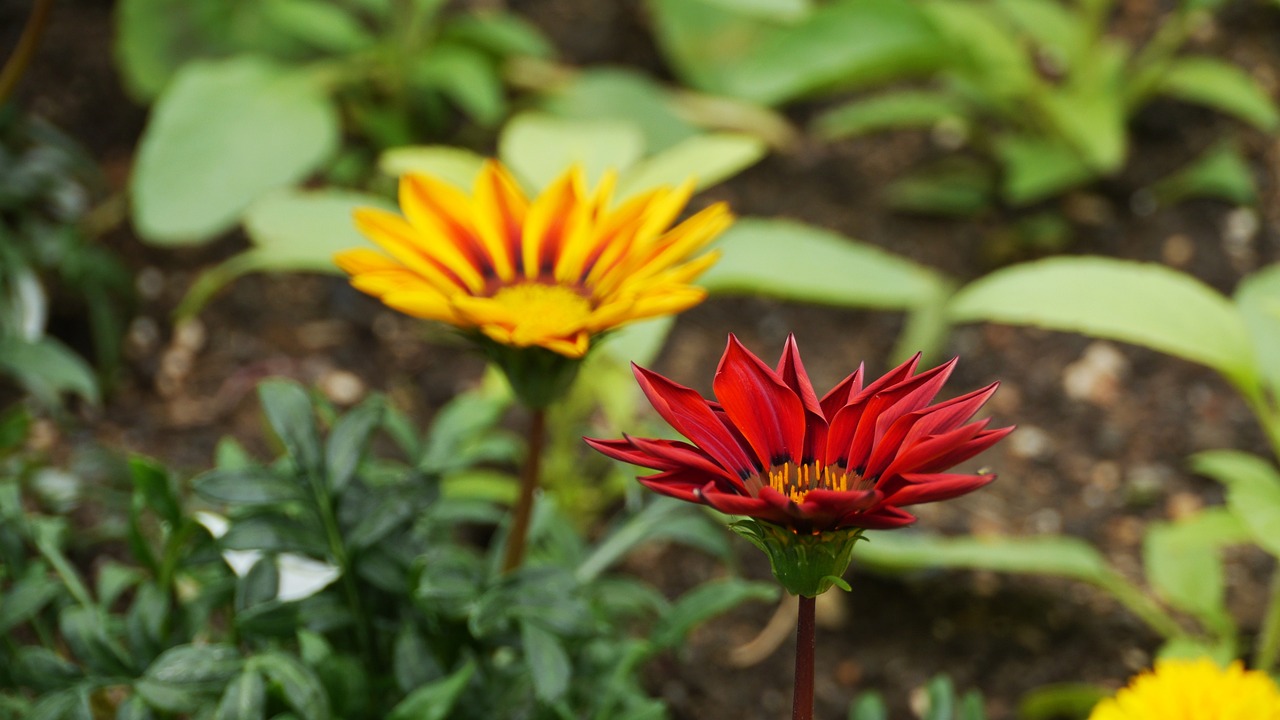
[10, 0, 1280, 718]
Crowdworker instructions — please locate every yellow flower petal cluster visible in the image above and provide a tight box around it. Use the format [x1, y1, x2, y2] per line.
[336, 161, 732, 358]
[1089, 658, 1280, 720]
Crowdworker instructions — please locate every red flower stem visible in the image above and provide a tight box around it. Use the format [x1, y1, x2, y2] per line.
[502, 407, 546, 573]
[792, 594, 816, 720]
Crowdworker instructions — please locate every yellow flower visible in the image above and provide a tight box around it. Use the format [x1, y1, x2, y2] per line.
[1089, 658, 1280, 720]
[336, 161, 732, 358]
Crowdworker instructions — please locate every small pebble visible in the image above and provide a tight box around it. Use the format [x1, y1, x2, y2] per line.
[135, 267, 165, 300]
[1166, 491, 1203, 521]
[1008, 425, 1053, 460]
[1062, 342, 1128, 406]
[320, 370, 366, 406]
[1161, 233, 1195, 267]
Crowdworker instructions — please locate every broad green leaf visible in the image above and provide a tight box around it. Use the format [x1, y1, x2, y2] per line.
[194, 467, 305, 505]
[597, 316, 675, 367]
[849, 694, 888, 720]
[1144, 508, 1247, 628]
[258, 380, 324, 478]
[1234, 263, 1280, 394]
[923, 0, 1036, 101]
[855, 532, 1111, 581]
[115, 696, 153, 720]
[615, 133, 766, 199]
[439, 13, 554, 58]
[220, 516, 327, 555]
[1039, 40, 1128, 173]
[542, 68, 699, 154]
[139, 645, 243, 713]
[701, 218, 947, 309]
[0, 570, 62, 634]
[387, 660, 476, 720]
[174, 187, 391, 318]
[1151, 140, 1257, 206]
[251, 652, 331, 720]
[0, 336, 99, 406]
[12, 647, 82, 693]
[521, 621, 571, 702]
[132, 58, 340, 245]
[885, 158, 993, 216]
[993, 0, 1087, 67]
[1190, 450, 1280, 558]
[113, 0, 228, 99]
[214, 671, 266, 720]
[325, 397, 384, 493]
[726, 0, 945, 104]
[1156, 635, 1237, 666]
[995, 134, 1097, 205]
[258, 0, 374, 54]
[412, 43, 505, 127]
[25, 688, 91, 720]
[948, 257, 1258, 388]
[650, 577, 777, 649]
[647, 0, 778, 97]
[377, 146, 487, 188]
[1158, 57, 1280, 132]
[499, 113, 645, 191]
[814, 90, 965, 139]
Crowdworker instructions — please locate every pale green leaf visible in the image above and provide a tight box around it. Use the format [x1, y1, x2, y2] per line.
[498, 113, 645, 191]
[701, 218, 947, 309]
[131, 58, 340, 245]
[995, 134, 1096, 205]
[378, 145, 487, 188]
[541, 68, 699, 153]
[1151, 140, 1257, 206]
[615, 133, 766, 199]
[1144, 508, 1247, 626]
[948, 257, 1258, 388]
[1039, 40, 1128, 173]
[699, 0, 811, 21]
[650, 578, 777, 649]
[1158, 57, 1280, 131]
[0, 336, 100, 407]
[885, 158, 993, 216]
[1190, 450, 1280, 558]
[854, 532, 1112, 583]
[1236, 263, 1280, 393]
[814, 90, 965, 139]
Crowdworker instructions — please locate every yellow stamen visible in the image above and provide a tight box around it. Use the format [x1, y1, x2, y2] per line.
[479, 282, 593, 347]
[765, 462, 854, 504]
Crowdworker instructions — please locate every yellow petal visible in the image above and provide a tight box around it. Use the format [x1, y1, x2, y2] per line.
[471, 161, 526, 281]
[522, 168, 584, 279]
[396, 175, 487, 291]
[382, 288, 461, 323]
[353, 208, 471, 294]
[334, 248, 400, 275]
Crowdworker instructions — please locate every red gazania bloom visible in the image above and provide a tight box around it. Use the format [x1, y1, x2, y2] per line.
[587, 335, 1012, 533]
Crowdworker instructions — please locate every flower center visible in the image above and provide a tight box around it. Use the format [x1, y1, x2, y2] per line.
[763, 461, 855, 504]
[489, 282, 593, 334]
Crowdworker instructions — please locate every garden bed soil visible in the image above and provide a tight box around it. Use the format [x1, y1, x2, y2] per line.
[10, 0, 1280, 717]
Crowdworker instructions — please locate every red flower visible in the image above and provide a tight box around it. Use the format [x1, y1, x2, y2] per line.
[587, 335, 1012, 534]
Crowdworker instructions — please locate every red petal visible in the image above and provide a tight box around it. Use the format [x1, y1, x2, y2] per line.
[638, 471, 714, 503]
[912, 425, 1014, 474]
[633, 363, 759, 477]
[624, 435, 744, 490]
[886, 472, 995, 506]
[864, 382, 998, 479]
[793, 488, 882, 530]
[845, 358, 957, 473]
[824, 354, 922, 467]
[696, 485, 796, 526]
[713, 335, 806, 470]
[584, 436, 671, 471]
[776, 335, 829, 464]
[878, 421, 993, 490]
[819, 363, 865, 420]
[838, 504, 916, 530]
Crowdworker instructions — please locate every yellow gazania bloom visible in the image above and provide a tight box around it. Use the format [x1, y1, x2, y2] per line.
[1089, 658, 1280, 720]
[335, 161, 732, 358]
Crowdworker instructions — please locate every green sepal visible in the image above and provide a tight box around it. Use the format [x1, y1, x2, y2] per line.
[476, 336, 583, 409]
[730, 518, 865, 597]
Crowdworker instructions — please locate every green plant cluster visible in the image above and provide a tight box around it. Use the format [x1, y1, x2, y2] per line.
[0, 384, 774, 720]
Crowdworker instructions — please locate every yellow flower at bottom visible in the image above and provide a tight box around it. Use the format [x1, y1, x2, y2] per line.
[1089, 658, 1280, 720]
[336, 160, 732, 359]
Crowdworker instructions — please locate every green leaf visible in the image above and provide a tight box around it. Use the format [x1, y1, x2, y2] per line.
[849, 693, 888, 720]
[885, 158, 994, 217]
[947, 257, 1258, 389]
[1190, 450, 1280, 558]
[701, 218, 948, 309]
[1144, 508, 1247, 627]
[499, 113, 645, 191]
[258, 380, 324, 478]
[647, 0, 779, 97]
[1157, 57, 1280, 132]
[1236, 263, 1280, 393]
[521, 621, 571, 702]
[0, 336, 99, 407]
[25, 688, 91, 720]
[325, 397, 384, 494]
[1039, 40, 1128, 173]
[258, 0, 374, 54]
[194, 467, 305, 505]
[130, 456, 182, 526]
[412, 43, 506, 127]
[650, 577, 777, 649]
[1150, 140, 1257, 206]
[387, 660, 475, 720]
[814, 90, 964, 139]
[251, 652, 331, 720]
[541, 68, 699, 154]
[220, 516, 327, 555]
[115, 695, 154, 720]
[439, 13, 554, 58]
[700, 0, 810, 20]
[615, 133, 766, 200]
[0, 570, 62, 634]
[112, 0, 229, 100]
[138, 645, 242, 713]
[1017, 684, 1108, 720]
[922, 675, 955, 720]
[854, 532, 1112, 582]
[131, 58, 340, 245]
[377, 146, 486, 189]
[11, 647, 83, 692]
[214, 670, 266, 720]
[726, 0, 944, 104]
[922, 0, 1036, 100]
[577, 498, 730, 582]
[995, 134, 1097, 205]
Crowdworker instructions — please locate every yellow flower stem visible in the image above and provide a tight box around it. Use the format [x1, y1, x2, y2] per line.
[502, 407, 547, 573]
[792, 594, 816, 720]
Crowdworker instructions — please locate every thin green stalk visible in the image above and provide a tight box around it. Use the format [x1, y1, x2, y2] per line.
[35, 538, 94, 610]
[792, 594, 816, 720]
[1255, 567, 1280, 672]
[502, 408, 547, 573]
[309, 472, 376, 665]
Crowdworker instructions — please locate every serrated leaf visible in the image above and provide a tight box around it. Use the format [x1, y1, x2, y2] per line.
[521, 621, 571, 702]
[1158, 56, 1280, 131]
[499, 113, 645, 191]
[701, 218, 948, 308]
[615, 133, 765, 199]
[948, 257, 1258, 389]
[131, 58, 339, 244]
